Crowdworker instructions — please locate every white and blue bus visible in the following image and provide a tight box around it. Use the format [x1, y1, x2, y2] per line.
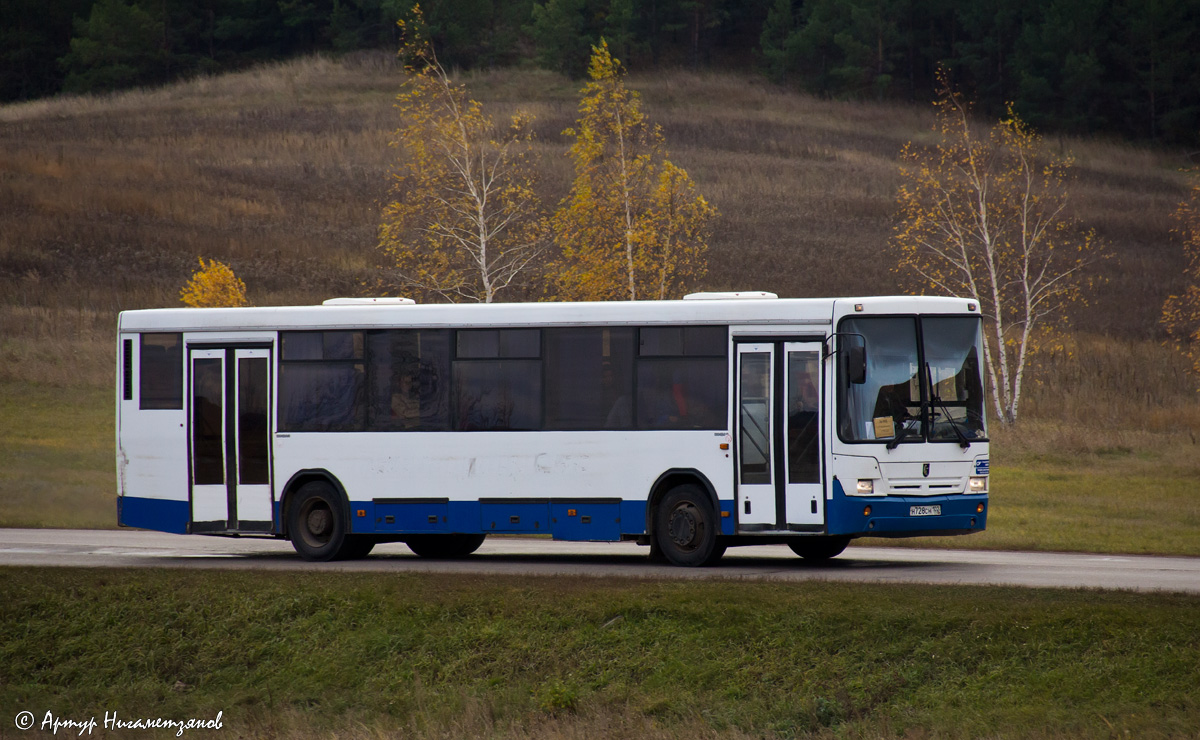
[116, 293, 989, 566]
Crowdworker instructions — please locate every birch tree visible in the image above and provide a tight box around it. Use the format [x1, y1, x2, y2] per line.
[552, 40, 715, 301]
[1162, 174, 1200, 381]
[892, 75, 1101, 425]
[378, 10, 546, 303]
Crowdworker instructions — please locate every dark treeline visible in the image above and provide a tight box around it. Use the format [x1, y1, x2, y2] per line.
[3, 0, 1199, 145]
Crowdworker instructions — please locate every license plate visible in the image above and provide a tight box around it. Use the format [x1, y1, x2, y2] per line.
[910, 505, 941, 517]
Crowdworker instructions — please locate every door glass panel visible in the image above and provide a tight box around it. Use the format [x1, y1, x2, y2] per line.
[787, 350, 820, 484]
[739, 352, 772, 485]
[192, 358, 224, 485]
[238, 357, 270, 485]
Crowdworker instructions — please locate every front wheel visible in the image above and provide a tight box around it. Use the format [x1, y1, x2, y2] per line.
[788, 536, 851, 562]
[655, 484, 724, 567]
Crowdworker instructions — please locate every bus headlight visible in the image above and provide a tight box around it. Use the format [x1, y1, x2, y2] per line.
[968, 476, 988, 493]
[856, 479, 874, 494]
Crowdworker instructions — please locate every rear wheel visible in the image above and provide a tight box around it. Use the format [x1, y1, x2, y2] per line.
[655, 484, 724, 567]
[788, 536, 851, 562]
[288, 481, 349, 562]
[406, 534, 486, 559]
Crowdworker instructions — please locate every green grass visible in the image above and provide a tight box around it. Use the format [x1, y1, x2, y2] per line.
[980, 458, 1200, 555]
[0, 381, 114, 529]
[1, 568, 1198, 739]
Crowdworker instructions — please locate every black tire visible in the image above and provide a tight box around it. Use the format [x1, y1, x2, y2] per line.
[654, 484, 724, 567]
[405, 534, 486, 559]
[788, 536, 851, 562]
[288, 481, 349, 562]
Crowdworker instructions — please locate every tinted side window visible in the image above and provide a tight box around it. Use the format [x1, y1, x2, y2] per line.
[278, 362, 365, 432]
[281, 331, 362, 361]
[453, 360, 542, 431]
[140, 333, 183, 410]
[545, 328, 635, 430]
[457, 329, 539, 358]
[640, 326, 726, 356]
[366, 330, 451, 431]
[636, 326, 727, 430]
[123, 339, 133, 401]
[637, 358, 727, 430]
[278, 331, 365, 432]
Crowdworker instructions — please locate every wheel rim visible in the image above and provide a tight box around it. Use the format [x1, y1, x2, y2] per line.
[300, 499, 333, 547]
[667, 502, 703, 552]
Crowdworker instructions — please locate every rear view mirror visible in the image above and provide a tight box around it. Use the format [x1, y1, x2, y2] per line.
[847, 345, 866, 385]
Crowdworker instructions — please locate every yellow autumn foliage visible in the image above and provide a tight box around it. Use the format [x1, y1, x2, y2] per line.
[378, 7, 546, 304]
[180, 257, 248, 308]
[552, 40, 715, 302]
[1162, 175, 1200, 382]
[892, 71, 1102, 424]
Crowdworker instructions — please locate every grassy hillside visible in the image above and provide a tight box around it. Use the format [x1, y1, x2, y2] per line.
[1, 55, 1197, 539]
[1, 56, 1192, 330]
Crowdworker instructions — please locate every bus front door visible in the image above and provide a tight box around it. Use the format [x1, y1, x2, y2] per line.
[735, 341, 824, 531]
[188, 347, 274, 533]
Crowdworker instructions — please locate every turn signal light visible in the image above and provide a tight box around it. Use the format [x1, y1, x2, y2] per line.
[977, 503, 985, 513]
[863, 506, 872, 516]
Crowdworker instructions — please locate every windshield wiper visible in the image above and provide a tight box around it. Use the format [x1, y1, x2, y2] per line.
[926, 362, 971, 449]
[885, 402, 925, 450]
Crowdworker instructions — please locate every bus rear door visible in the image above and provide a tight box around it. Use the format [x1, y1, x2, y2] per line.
[188, 345, 274, 533]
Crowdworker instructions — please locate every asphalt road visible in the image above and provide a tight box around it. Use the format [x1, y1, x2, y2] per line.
[1, 529, 1198, 593]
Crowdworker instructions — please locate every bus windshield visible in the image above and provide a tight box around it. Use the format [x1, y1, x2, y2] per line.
[839, 315, 987, 444]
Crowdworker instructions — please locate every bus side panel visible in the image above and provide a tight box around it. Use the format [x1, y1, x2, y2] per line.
[551, 501, 621, 541]
[274, 431, 732, 539]
[117, 333, 190, 535]
[374, 500, 449, 533]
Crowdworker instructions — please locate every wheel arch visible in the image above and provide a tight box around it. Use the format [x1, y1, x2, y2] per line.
[279, 469, 350, 538]
[645, 468, 721, 535]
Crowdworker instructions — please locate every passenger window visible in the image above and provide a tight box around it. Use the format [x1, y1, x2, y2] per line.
[636, 326, 727, 430]
[637, 358, 726, 430]
[457, 329, 540, 358]
[139, 333, 183, 410]
[278, 331, 366, 432]
[544, 328, 635, 430]
[366, 330, 451, 431]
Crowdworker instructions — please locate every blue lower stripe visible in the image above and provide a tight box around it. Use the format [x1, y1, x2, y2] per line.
[118, 496, 189, 534]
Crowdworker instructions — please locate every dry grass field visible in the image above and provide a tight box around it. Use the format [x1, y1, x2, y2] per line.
[1, 54, 1198, 537]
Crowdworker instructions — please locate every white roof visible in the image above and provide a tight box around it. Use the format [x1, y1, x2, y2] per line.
[118, 295, 976, 333]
